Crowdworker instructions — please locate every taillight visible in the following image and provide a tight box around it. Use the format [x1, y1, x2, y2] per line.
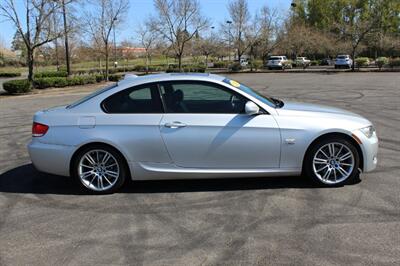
[32, 122, 49, 137]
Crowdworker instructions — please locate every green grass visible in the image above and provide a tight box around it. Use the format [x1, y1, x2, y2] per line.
[0, 55, 214, 75]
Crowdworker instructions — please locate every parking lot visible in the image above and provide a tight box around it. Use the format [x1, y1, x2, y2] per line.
[0, 72, 399, 265]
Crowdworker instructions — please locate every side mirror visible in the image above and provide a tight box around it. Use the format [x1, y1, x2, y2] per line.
[245, 101, 260, 116]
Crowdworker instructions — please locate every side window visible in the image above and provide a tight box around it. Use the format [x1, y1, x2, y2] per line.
[159, 81, 247, 114]
[102, 84, 163, 113]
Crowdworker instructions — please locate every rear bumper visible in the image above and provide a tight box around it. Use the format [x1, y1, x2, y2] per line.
[352, 130, 379, 172]
[28, 140, 75, 177]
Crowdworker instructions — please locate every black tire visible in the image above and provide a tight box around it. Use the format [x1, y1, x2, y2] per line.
[303, 137, 360, 186]
[72, 144, 128, 194]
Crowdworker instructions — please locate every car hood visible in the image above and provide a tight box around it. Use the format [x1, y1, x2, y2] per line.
[276, 101, 364, 119]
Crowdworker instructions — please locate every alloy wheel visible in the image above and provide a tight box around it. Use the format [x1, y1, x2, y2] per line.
[78, 149, 120, 192]
[312, 142, 355, 185]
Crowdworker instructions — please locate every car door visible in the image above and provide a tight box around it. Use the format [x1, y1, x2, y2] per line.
[158, 80, 281, 169]
[99, 83, 171, 163]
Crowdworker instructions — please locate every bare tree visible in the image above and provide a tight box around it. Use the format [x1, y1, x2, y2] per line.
[0, 0, 64, 81]
[150, 0, 208, 71]
[334, 4, 380, 71]
[196, 34, 219, 67]
[137, 22, 157, 73]
[253, 7, 281, 62]
[227, 0, 250, 61]
[85, 0, 128, 80]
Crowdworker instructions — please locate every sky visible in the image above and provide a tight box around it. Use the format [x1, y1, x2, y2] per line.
[0, 0, 292, 49]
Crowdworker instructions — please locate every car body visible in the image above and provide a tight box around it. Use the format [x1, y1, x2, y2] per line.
[28, 73, 378, 193]
[335, 55, 353, 69]
[266, 56, 292, 70]
[239, 58, 248, 67]
[320, 58, 332, 66]
[294, 57, 311, 68]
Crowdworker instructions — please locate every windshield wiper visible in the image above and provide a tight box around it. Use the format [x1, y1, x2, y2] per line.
[271, 97, 284, 108]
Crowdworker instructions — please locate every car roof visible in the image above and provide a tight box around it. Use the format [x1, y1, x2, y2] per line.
[117, 72, 225, 87]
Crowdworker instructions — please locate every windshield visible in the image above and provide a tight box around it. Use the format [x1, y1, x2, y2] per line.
[223, 78, 277, 108]
[67, 83, 117, 109]
[337, 55, 347, 59]
[269, 56, 281, 60]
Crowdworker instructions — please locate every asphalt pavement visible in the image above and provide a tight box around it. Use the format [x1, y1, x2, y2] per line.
[0, 72, 399, 265]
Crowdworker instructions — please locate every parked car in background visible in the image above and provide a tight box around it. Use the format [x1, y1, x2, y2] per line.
[239, 58, 249, 67]
[294, 57, 311, 68]
[266, 56, 292, 70]
[335, 55, 353, 69]
[28, 73, 378, 193]
[320, 58, 332, 66]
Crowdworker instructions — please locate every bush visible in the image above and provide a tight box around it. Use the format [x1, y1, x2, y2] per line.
[355, 57, 370, 68]
[376, 57, 388, 70]
[250, 60, 263, 70]
[3, 79, 32, 94]
[213, 61, 229, 68]
[95, 74, 105, 82]
[388, 58, 400, 68]
[310, 60, 320, 66]
[34, 71, 68, 78]
[0, 72, 22, 78]
[229, 62, 242, 72]
[108, 74, 124, 81]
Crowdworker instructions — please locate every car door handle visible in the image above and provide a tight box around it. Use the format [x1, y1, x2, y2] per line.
[164, 121, 187, 128]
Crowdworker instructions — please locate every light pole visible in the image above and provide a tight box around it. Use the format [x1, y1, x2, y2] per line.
[226, 20, 232, 63]
[113, 17, 118, 68]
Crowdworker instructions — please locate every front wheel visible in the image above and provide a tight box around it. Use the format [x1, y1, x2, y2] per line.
[304, 138, 360, 186]
[72, 145, 128, 194]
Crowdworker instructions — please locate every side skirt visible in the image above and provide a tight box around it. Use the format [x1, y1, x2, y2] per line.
[129, 162, 301, 180]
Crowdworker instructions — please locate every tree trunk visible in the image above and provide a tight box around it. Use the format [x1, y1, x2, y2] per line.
[178, 54, 183, 72]
[27, 48, 34, 82]
[351, 49, 356, 71]
[105, 43, 109, 81]
[54, 38, 60, 71]
[62, 0, 71, 76]
[146, 52, 149, 74]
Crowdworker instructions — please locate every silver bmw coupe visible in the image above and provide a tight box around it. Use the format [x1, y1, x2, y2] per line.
[28, 73, 378, 193]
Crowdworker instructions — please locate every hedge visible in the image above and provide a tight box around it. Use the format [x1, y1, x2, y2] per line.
[0, 72, 22, 78]
[389, 58, 400, 68]
[33, 71, 68, 78]
[166, 64, 206, 73]
[3, 79, 32, 94]
[34, 75, 97, 89]
[108, 74, 124, 81]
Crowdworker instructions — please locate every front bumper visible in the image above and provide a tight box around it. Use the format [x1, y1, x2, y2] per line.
[28, 139, 75, 177]
[352, 130, 379, 172]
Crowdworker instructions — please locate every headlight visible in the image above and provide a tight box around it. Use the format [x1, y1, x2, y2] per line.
[360, 126, 376, 138]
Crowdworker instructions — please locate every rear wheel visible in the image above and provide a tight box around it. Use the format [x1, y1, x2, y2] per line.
[72, 145, 127, 194]
[304, 137, 360, 186]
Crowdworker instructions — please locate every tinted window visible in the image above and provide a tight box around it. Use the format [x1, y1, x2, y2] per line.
[269, 56, 281, 60]
[159, 81, 247, 114]
[67, 84, 117, 109]
[102, 84, 163, 113]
